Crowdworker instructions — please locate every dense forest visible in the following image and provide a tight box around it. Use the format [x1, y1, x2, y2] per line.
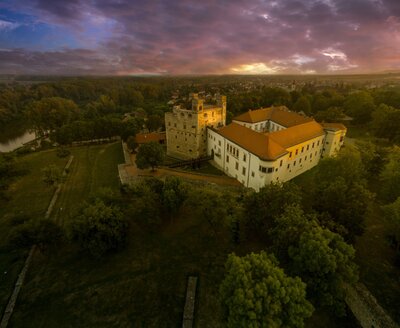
[1, 76, 400, 146]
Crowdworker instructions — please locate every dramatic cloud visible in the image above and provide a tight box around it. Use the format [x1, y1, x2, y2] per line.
[0, 0, 400, 74]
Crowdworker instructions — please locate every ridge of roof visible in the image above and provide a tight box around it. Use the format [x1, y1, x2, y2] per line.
[268, 121, 325, 149]
[233, 106, 312, 127]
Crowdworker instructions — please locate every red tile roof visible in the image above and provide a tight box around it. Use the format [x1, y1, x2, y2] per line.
[233, 106, 313, 127]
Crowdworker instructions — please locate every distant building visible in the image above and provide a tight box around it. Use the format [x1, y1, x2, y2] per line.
[165, 93, 226, 159]
[207, 106, 346, 191]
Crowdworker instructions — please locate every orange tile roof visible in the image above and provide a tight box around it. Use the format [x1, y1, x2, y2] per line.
[134, 132, 166, 144]
[212, 123, 288, 161]
[233, 106, 312, 127]
[268, 121, 325, 148]
[320, 123, 347, 131]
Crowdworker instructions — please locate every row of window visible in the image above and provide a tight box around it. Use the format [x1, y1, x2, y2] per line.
[289, 139, 323, 159]
[287, 150, 321, 169]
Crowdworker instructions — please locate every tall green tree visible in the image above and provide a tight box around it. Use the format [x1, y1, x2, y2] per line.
[293, 96, 311, 115]
[162, 176, 188, 218]
[242, 182, 302, 234]
[380, 146, 400, 203]
[220, 251, 314, 328]
[135, 142, 165, 171]
[28, 97, 80, 135]
[289, 226, 358, 314]
[343, 91, 376, 124]
[68, 200, 127, 257]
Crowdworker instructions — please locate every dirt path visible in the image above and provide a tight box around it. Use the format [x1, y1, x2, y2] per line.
[124, 153, 241, 187]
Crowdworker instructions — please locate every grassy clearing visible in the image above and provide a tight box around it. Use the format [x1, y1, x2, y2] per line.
[0, 142, 123, 319]
[0, 149, 68, 316]
[54, 142, 123, 225]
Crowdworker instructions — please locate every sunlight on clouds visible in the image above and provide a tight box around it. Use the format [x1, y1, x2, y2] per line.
[321, 48, 347, 60]
[231, 63, 277, 74]
[0, 19, 20, 31]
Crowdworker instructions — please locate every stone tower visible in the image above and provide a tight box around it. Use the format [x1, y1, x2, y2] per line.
[165, 93, 227, 159]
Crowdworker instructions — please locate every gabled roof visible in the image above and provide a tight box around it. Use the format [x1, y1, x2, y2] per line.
[233, 106, 312, 127]
[320, 122, 347, 131]
[268, 121, 325, 148]
[212, 123, 287, 161]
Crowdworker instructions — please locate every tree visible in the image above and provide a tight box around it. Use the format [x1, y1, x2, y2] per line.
[271, 205, 318, 260]
[289, 226, 358, 314]
[146, 114, 163, 131]
[126, 136, 138, 153]
[162, 176, 188, 218]
[382, 197, 400, 262]
[343, 91, 376, 124]
[186, 187, 234, 235]
[293, 96, 311, 115]
[314, 107, 345, 123]
[28, 97, 80, 135]
[380, 146, 400, 203]
[68, 200, 127, 257]
[242, 182, 302, 234]
[135, 142, 165, 171]
[8, 218, 64, 252]
[219, 251, 314, 328]
[42, 164, 64, 186]
[311, 147, 372, 241]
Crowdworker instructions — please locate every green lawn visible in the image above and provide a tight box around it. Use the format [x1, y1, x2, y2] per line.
[53, 142, 123, 225]
[0, 149, 68, 316]
[0, 142, 123, 320]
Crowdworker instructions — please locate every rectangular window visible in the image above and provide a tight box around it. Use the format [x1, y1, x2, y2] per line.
[267, 167, 274, 173]
[287, 164, 290, 169]
[307, 145, 309, 150]
[310, 153, 313, 159]
[305, 155, 307, 160]
[243, 154, 247, 162]
[317, 140, 320, 146]
[294, 161, 296, 166]
[226, 155, 229, 162]
[251, 171, 255, 177]
[218, 140, 221, 146]
[289, 152, 292, 158]
[295, 149, 298, 155]
[235, 162, 239, 170]
[312, 142, 315, 148]
[259, 166, 267, 173]
[227, 144, 229, 150]
[242, 167, 246, 175]
[280, 160, 283, 167]
[301, 147, 304, 153]
[299, 158, 302, 163]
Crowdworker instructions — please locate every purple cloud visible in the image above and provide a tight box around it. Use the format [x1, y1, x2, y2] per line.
[0, 0, 400, 74]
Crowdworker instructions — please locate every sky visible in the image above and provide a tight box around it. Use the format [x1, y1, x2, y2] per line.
[0, 0, 400, 75]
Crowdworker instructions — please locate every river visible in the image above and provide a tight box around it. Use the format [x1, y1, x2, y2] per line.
[0, 122, 36, 153]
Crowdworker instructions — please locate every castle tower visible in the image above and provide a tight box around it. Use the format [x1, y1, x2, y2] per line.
[192, 97, 204, 111]
[216, 94, 227, 126]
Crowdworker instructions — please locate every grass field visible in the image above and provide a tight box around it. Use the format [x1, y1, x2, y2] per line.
[0, 142, 123, 320]
[0, 149, 68, 316]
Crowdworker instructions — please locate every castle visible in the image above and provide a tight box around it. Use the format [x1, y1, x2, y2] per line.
[165, 95, 346, 191]
[165, 93, 226, 159]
